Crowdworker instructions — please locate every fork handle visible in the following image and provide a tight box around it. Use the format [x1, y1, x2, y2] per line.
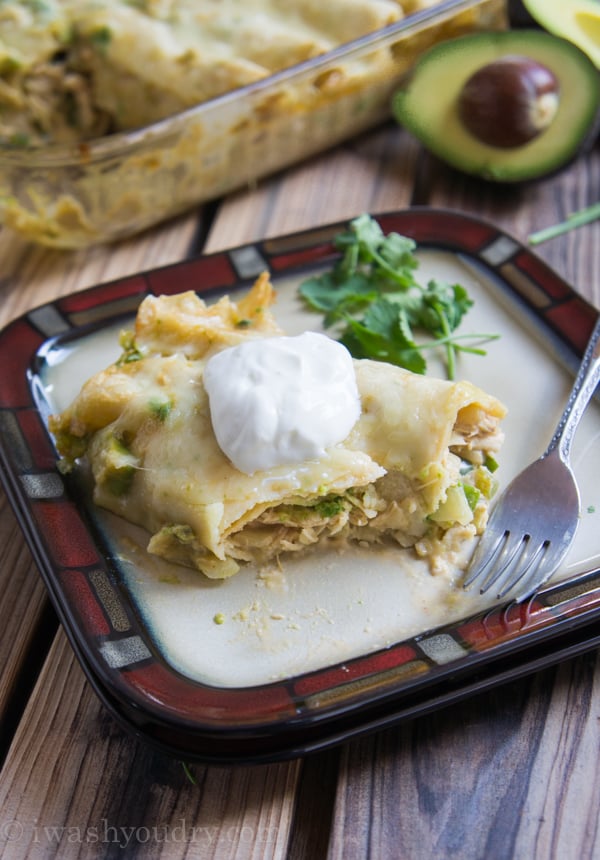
[545, 314, 600, 463]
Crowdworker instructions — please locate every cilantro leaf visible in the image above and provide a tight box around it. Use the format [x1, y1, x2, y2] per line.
[418, 280, 474, 334]
[334, 213, 419, 289]
[339, 299, 426, 374]
[299, 272, 377, 326]
[298, 214, 498, 378]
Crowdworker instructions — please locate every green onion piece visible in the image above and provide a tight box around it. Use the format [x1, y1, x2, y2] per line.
[528, 203, 600, 246]
[484, 454, 499, 473]
[181, 762, 197, 785]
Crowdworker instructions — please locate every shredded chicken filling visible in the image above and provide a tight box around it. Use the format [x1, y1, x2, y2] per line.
[219, 417, 501, 565]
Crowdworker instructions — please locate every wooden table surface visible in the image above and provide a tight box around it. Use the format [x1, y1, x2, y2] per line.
[0, 112, 599, 860]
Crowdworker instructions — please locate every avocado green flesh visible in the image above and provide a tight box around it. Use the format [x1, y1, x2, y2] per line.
[524, 0, 600, 68]
[393, 30, 600, 182]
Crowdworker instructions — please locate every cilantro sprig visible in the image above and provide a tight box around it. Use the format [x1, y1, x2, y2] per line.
[299, 214, 497, 379]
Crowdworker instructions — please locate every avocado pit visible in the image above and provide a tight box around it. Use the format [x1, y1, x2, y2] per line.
[458, 55, 560, 148]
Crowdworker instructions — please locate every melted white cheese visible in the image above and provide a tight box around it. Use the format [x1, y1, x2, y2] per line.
[203, 332, 361, 474]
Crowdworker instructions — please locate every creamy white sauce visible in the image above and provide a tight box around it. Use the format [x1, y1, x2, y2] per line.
[203, 332, 361, 474]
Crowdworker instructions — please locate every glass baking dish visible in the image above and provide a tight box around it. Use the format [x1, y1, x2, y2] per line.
[0, 0, 507, 249]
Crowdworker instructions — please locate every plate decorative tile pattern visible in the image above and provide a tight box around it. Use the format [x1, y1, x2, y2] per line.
[0, 208, 599, 763]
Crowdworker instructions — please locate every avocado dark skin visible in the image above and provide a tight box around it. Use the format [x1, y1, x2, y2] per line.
[393, 30, 600, 183]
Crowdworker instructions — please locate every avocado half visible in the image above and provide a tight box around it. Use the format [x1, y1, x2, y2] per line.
[523, 0, 600, 68]
[392, 29, 600, 183]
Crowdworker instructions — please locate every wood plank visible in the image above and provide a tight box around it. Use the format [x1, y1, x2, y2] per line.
[328, 653, 600, 860]
[0, 211, 201, 328]
[204, 124, 420, 252]
[425, 146, 600, 306]
[0, 496, 56, 754]
[0, 630, 300, 860]
[287, 746, 341, 860]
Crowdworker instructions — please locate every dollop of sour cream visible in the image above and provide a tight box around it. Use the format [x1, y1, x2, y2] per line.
[203, 332, 361, 474]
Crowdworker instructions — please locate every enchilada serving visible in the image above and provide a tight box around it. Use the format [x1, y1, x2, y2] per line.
[49, 273, 506, 580]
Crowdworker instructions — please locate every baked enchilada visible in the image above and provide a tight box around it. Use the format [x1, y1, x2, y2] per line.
[0, 0, 429, 147]
[49, 274, 506, 580]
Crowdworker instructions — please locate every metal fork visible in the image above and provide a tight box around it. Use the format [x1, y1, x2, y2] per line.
[464, 314, 600, 603]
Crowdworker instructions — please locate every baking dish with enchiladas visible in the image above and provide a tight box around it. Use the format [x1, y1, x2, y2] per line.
[0, 0, 507, 246]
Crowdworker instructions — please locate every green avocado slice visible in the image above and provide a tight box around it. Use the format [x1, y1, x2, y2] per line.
[393, 29, 600, 183]
[523, 0, 600, 68]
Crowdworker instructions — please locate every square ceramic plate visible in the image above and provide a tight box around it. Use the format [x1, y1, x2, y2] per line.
[1, 208, 599, 763]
